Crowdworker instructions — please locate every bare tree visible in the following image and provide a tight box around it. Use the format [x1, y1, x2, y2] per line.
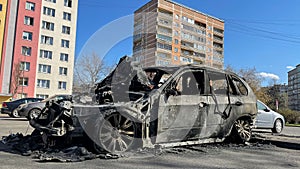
[225, 65, 271, 103]
[73, 53, 110, 94]
[10, 62, 23, 98]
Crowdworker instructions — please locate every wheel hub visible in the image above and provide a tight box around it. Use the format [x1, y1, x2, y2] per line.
[111, 128, 121, 139]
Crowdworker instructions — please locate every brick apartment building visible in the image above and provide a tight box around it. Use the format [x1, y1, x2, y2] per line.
[133, 0, 224, 68]
[0, 0, 77, 100]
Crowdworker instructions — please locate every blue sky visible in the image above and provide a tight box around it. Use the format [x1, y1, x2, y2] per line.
[76, 0, 300, 86]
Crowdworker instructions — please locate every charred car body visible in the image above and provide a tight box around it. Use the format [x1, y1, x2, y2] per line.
[29, 56, 257, 154]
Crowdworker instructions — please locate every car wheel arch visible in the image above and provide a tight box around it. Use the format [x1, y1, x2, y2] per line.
[226, 115, 254, 143]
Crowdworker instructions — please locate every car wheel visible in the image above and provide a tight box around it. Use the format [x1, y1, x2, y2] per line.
[11, 109, 20, 118]
[231, 119, 252, 143]
[28, 109, 41, 120]
[272, 119, 283, 133]
[96, 113, 137, 153]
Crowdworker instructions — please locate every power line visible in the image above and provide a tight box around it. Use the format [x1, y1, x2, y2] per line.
[224, 19, 300, 44]
[226, 27, 300, 44]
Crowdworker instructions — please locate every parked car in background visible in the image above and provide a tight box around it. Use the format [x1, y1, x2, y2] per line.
[0, 98, 43, 118]
[18, 94, 71, 120]
[255, 100, 285, 133]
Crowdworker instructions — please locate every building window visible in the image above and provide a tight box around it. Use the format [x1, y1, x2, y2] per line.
[37, 79, 50, 88]
[58, 81, 67, 90]
[0, 4, 2, 11]
[41, 35, 53, 45]
[42, 21, 54, 31]
[62, 25, 70, 34]
[40, 50, 52, 59]
[43, 7, 55, 17]
[157, 34, 172, 42]
[20, 62, 30, 71]
[22, 31, 32, 41]
[36, 94, 49, 99]
[45, 0, 56, 3]
[174, 39, 179, 44]
[19, 77, 29, 86]
[61, 39, 69, 48]
[174, 47, 178, 53]
[59, 67, 67, 75]
[60, 53, 69, 62]
[64, 0, 72, 7]
[38, 64, 51, 74]
[21, 46, 32, 56]
[17, 93, 28, 99]
[174, 56, 178, 61]
[63, 12, 71, 21]
[25, 2, 35, 11]
[24, 16, 34, 26]
[157, 42, 172, 51]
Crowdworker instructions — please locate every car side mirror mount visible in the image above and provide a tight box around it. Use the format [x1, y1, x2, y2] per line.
[264, 108, 270, 112]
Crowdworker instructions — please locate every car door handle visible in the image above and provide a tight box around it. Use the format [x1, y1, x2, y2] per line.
[234, 101, 243, 106]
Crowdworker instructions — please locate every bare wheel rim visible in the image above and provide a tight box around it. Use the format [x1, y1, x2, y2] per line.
[29, 109, 41, 119]
[234, 119, 251, 142]
[275, 119, 283, 133]
[98, 113, 135, 153]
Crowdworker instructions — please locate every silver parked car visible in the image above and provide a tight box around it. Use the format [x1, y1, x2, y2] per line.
[255, 100, 285, 133]
[18, 94, 71, 120]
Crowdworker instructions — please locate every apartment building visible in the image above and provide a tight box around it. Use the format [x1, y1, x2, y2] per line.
[288, 64, 300, 111]
[0, 0, 77, 99]
[133, 0, 224, 68]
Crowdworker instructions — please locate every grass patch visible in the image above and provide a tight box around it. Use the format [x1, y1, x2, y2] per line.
[286, 123, 300, 127]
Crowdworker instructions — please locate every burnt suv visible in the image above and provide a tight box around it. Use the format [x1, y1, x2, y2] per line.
[30, 56, 257, 154]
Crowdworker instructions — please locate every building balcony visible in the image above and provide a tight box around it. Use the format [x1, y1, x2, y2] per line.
[213, 35, 223, 44]
[158, 12, 173, 20]
[157, 30, 172, 37]
[157, 19, 172, 28]
[181, 43, 194, 50]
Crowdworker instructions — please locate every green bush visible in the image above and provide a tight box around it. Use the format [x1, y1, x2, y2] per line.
[277, 108, 300, 124]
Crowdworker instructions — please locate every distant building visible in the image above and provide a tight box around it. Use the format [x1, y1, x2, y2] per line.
[0, 0, 78, 99]
[288, 65, 300, 111]
[133, 0, 224, 68]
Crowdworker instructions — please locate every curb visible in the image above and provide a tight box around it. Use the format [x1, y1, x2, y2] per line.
[252, 134, 300, 150]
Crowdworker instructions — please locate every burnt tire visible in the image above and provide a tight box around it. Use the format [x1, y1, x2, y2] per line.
[28, 109, 41, 120]
[230, 119, 252, 143]
[11, 109, 20, 118]
[272, 119, 283, 133]
[95, 113, 137, 154]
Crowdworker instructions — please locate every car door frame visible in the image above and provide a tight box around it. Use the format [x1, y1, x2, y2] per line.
[155, 68, 208, 143]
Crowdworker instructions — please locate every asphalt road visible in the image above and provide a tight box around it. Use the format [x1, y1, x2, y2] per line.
[0, 114, 300, 169]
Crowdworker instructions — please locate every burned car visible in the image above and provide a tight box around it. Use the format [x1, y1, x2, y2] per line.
[29, 56, 257, 154]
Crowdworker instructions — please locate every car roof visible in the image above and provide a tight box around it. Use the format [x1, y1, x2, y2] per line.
[144, 65, 237, 76]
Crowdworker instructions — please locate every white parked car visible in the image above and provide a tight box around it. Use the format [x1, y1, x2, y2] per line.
[255, 100, 285, 133]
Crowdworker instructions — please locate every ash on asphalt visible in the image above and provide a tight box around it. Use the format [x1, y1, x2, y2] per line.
[0, 132, 295, 163]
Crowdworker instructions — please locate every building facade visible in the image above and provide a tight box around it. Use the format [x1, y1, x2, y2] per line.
[0, 0, 77, 99]
[288, 64, 300, 111]
[133, 0, 224, 68]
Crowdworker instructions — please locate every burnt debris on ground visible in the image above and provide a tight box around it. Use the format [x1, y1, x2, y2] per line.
[1, 132, 120, 162]
[0, 131, 289, 163]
